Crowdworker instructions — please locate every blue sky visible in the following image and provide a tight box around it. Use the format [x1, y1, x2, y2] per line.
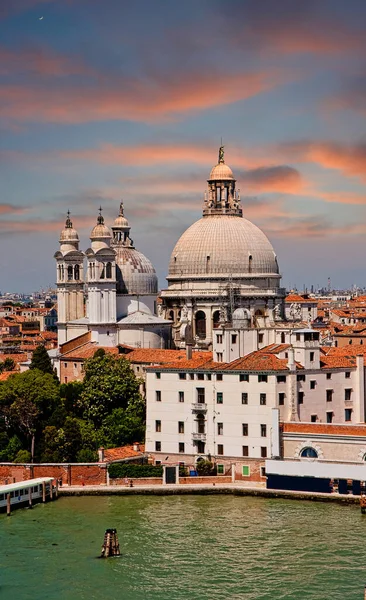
[1, 0, 366, 292]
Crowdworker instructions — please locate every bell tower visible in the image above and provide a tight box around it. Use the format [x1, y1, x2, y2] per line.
[54, 212, 85, 345]
[85, 208, 117, 344]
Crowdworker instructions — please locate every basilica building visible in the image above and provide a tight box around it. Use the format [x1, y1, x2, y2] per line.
[55, 147, 292, 353]
[160, 147, 286, 349]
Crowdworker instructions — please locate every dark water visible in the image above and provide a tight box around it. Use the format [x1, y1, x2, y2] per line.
[1, 495, 366, 599]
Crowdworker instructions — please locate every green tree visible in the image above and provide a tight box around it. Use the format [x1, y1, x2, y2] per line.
[30, 345, 54, 375]
[62, 417, 82, 461]
[8, 397, 39, 461]
[76, 448, 98, 463]
[79, 353, 143, 426]
[60, 381, 84, 416]
[3, 357, 15, 371]
[14, 449, 31, 463]
[41, 425, 63, 462]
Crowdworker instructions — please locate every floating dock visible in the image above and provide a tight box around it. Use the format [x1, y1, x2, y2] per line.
[0, 477, 57, 515]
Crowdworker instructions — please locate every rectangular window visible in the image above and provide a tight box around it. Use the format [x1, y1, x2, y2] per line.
[216, 374, 223, 381]
[310, 352, 314, 362]
[260, 466, 266, 478]
[179, 373, 186, 380]
[156, 372, 161, 379]
[258, 333, 264, 344]
[326, 411, 333, 423]
[217, 392, 223, 404]
[178, 421, 184, 434]
[326, 389, 333, 402]
[242, 423, 248, 436]
[260, 393, 266, 406]
[258, 374, 268, 383]
[156, 390, 161, 402]
[310, 380, 316, 390]
[240, 374, 249, 382]
[216, 334, 223, 344]
[155, 441, 161, 452]
[64, 377, 68, 383]
[279, 392, 285, 406]
[216, 353, 223, 362]
[296, 333, 301, 342]
[242, 392, 248, 405]
[242, 465, 250, 476]
[261, 424, 267, 437]
[217, 422, 223, 435]
[345, 408, 352, 422]
[311, 414, 317, 423]
[345, 372, 351, 379]
[189, 373, 194, 380]
[297, 374, 306, 382]
[298, 391, 304, 404]
[64, 362, 67, 368]
[197, 388, 205, 403]
[155, 420, 161, 433]
[179, 442, 185, 453]
[277, 375, 286, 383]
[345, 388, 352, 401]
[242, 446, 249, 458]
[261, 447, 267, 458]
[217, 444, 224, 455]
[178, 391, 184, 403]
[231, 334, 237, 344]
[217, 464, 224, 475]
[326, 373, 332, 380]
[73, 363, 77, 369]
[197, 373, 204, 380]
[155, 460, 161, 465]
[206, 374, 212, 380]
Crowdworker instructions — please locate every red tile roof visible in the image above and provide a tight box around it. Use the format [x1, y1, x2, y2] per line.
[285, 294, 316, 304]
[125, 348, 210, 365]
[102, 444, 145, 463]
[61, 342, 119, 360]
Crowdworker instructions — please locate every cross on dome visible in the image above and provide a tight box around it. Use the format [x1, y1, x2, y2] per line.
[65, 210, 73, 228]
[97, 206, 104, 225]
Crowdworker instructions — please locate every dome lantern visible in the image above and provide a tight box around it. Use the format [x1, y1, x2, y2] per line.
[90, 207, 112, 251]
[203, 145, 242, 217]
[59, 210, 80, 252]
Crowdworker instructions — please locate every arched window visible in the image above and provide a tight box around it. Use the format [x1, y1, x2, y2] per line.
[106, 262, 112, 279]
[196, 414, 205, 434]
[213, 310, 220, 329]
[74, 265, 80, 280]
[281, 332, 286, 344]
[300, 447, 318, 458]
[67, 266, 73, 281]
[168, 310, 174, 321]
[255, 309, 264, 317]
[195, 311, 206, 339]
[248, 255, 253, 273]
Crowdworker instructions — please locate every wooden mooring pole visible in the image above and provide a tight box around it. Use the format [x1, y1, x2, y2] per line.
[28, 486, 32, 509]
[42, 481, 46, 503]
[100, 529, 121, 558]
[6, 493, 11, 516]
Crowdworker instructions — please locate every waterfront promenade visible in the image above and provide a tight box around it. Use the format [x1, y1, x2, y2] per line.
[58, 482, 361, 504]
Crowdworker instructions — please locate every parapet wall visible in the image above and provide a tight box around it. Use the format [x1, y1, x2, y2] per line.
[0, 463, 107, 486]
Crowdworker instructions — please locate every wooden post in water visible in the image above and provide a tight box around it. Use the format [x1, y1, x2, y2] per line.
[360, 495, 366, 514]
[42, 481, 46, 502]
[50, 481, 53, 500]
[100, 529, 121, 558]
[28, 486, 32, 509]
[55, 479, 58, 498]
[6, 493, 11, 516]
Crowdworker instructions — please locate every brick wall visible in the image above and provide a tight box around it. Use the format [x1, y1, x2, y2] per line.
[60, 359, 84, 384]
[110, 477, 163, 486]
[0, 463, 107, 486]
[179, 476, 232, 485]
[234, 459, 266, 483]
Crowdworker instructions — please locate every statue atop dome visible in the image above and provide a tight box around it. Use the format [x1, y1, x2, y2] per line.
[218, 145, 225, 164]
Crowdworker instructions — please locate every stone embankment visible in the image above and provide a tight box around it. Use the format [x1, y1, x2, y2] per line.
[59, 483, 361, 505]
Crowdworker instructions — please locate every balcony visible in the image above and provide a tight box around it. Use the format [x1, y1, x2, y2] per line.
[192, 432, 206, 442]
[192, 403, 207, 412]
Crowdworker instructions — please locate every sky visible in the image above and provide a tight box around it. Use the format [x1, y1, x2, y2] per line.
[1, 0, 366, 293]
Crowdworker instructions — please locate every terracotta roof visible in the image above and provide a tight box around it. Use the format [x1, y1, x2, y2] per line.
[285, 294, 315, 304]
[125, 348, 210, 365]
[320, 355, 355, 369]
[102, 444, 145, 463]
[61, 342, 119, 360]
[150, 355, 214, 370]
[0, 371, 15, 381]
[218, 352, 291, 372]
[258, 343, 290, 354]
[0, 353, 28, 363]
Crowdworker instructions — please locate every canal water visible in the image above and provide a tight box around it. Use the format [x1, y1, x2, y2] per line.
[1, 495, 366, 599]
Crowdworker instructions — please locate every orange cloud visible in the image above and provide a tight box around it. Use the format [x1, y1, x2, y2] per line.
[0, 46, 93, 77]
[0, 69, 287, 125]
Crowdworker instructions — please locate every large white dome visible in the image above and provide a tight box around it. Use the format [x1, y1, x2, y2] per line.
[168, 215, 279, 278]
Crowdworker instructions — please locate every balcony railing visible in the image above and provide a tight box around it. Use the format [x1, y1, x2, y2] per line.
[192, 403, 207, 412]
[192, 432, 206, 442]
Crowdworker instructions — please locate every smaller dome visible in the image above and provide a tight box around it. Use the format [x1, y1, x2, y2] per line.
[114, 215, 129, 228]
[232, 307, 251, 329]
[91, 222, 112, 239]
[209, 163, 234, 181]
[60, 226, 79, 243]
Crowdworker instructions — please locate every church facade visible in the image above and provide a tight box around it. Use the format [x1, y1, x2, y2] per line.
[54, 205, 171, 349]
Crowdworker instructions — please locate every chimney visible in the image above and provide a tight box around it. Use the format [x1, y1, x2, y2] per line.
[98, 447, 105, 462]
[133, 442, 140, 452]
[287, 347, 295, 371]
[186, 343, 192, 360]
